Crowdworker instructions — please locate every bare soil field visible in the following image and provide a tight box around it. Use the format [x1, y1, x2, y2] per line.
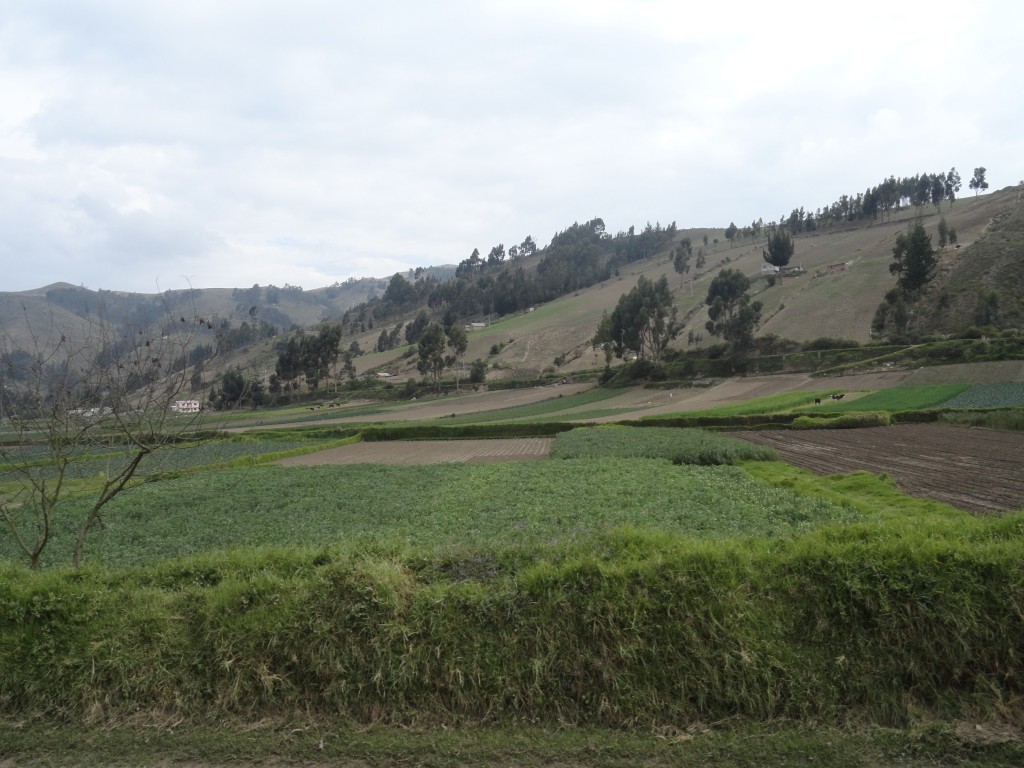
[734, 424, 1024, 514]
[276, 437, 554, 466]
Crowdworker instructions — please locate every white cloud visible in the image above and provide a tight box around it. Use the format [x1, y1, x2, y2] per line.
[1, 0, 1022, 293]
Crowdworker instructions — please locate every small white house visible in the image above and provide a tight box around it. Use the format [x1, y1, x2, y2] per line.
[761, 263, 780, 274]
[171, 399, 201, 414]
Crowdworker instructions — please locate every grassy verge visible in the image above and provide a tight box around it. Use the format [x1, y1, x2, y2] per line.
[939, 408, 1024, 430]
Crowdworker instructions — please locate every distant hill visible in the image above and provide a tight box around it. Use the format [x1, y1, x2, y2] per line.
[3, 186, 1021, 390]
[0, 267, 457, 356]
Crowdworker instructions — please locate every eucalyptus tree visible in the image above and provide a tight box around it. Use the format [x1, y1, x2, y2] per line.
[889, 222, 937, 297]
[704, 268, 762, 354]
[596, 275, 682, 364]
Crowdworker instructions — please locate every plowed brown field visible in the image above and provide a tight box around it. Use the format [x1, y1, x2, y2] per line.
[734, 424, 1024, 514]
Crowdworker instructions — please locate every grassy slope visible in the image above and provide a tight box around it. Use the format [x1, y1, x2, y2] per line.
[359, 189, 1020, 380]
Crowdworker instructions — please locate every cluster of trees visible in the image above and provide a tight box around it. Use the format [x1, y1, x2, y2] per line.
[454, 237, 539, 278]
[208, 368, 266, 410]
[704, 269, 763, 353]
[596, 267, 764, 372]
[272, 324, 351, 396]
[728, 167, 989, 241]
[343, 218, 679, 342]
[872, 221, 939, 337]
[594, 275, 682, 366]
[416, 322, 468, 392]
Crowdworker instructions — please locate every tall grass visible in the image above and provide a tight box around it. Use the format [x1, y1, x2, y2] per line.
[2, 519, 1021, 726]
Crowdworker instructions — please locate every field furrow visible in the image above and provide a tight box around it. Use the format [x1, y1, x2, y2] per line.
[734, 424, 1024, 514]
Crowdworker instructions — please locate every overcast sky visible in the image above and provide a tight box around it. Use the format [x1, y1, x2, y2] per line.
[2, 1, 1021, 294]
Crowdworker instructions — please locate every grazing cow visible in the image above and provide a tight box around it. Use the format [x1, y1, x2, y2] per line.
[814, 398, 821, 405]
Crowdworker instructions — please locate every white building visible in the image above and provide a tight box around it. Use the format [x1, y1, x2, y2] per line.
[171, 400, 201, 414]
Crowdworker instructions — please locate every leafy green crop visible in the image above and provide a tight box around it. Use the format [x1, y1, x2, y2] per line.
[4, 459, 860, 568]
[551, 426, 776, 464]
[938, 382, 1024, 409]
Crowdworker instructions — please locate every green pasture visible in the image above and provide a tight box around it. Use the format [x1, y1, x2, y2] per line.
[809, 384, 968, 412]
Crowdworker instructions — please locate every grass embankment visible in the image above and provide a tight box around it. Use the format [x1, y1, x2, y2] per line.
[2, 517, 1022, 728]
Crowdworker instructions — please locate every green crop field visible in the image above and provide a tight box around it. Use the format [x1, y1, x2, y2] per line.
[0, 436, 347, 502]
[938, 382, 1024, 409]
[551, 425, 776, 463]
[646, 390, 833, 420]
[443, 387, 622, 424]
[1, 458, 859, 569]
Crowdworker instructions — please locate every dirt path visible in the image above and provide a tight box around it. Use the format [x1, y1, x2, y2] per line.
[734, 424, 1024, 514]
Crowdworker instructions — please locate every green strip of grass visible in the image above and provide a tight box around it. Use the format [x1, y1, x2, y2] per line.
[2, 519, 1022, 726]
[643, 390, 834, 420]
[811, 384, 969, 412]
